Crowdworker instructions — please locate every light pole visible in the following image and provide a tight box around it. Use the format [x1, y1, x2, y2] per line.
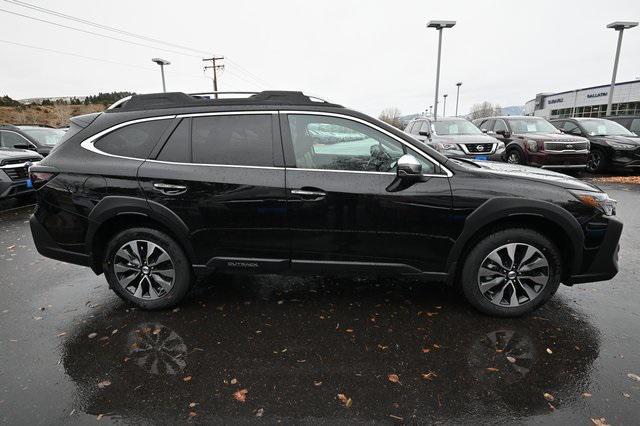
[429, 105, 433, 117]
[427, 20, 456, 121]
[455, 82, 462, 116]
[152, 58, 171, 92]
[605, 21, 638, 116]
[443, 94, 448, 117]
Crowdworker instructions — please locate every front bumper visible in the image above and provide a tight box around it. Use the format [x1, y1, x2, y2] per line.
[528, 151, 588, 169]
[568, 217, 623, 284]
[442, 151, 505, 162]
[0, 177, 33, 199]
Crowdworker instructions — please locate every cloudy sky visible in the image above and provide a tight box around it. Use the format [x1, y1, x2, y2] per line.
[1, 0, 639, 116]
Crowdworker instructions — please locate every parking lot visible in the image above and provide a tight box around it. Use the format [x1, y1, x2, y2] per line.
[0, 179, 637, 424]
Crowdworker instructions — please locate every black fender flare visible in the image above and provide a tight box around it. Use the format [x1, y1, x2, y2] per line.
[86, 196, 195, 263]
[446, 197, 584, 276]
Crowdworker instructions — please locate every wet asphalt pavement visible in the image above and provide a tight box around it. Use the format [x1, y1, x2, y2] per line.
[1, 183, 639, 425]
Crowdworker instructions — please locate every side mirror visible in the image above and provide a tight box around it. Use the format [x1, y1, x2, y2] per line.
[481, 129, 488, 133]
[418, 131, 431, 138]
[396, 154, 422, 178]
[496, 129, 511, 138]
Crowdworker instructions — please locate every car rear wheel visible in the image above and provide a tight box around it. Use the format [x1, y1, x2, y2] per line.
[586, 149, 607, 173]
[103, 227, 193, 310]
[506, 149, 524, 165]
[460, 228, 562, 317]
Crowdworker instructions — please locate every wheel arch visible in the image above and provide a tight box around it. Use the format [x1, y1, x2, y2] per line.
[447, 197, 584, 285]
[86, 196, 195, 274]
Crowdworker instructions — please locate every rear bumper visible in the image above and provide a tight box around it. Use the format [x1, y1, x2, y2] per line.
[568, 217, 623, 284]
[30, 213, 91, 267]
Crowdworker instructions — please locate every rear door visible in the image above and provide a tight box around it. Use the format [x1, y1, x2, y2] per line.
[138, 112, 288, 271]
[281, 111, 454, 274]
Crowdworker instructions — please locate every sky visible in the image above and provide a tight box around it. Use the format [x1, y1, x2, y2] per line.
[0, 0, 639, 116]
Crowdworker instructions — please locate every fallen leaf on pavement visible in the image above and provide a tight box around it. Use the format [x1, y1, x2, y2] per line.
[188, 412, 197, 418]
[97, 380, 111, 389]
[627, 373, 640, 382]
[56, 332, 67, 337]
[543, 392, 555, 401]
[337, 393, 352, 408]
[96, 414, 104, 420]
[255, 408, 264, 417]
[622, 392, 631, 398]
[546, 348, 553, 354]
[183, 376, 192, 382]
[582, 393, 592, 398]
[591, 417, 610, 426]
[388, 374, 400, 383]
[233, 389, 248, 403]
[506, 356, 516, 363]
[314, 381, 323, 386]
[389, 414, 403, 421]
[189, 402, 197, 408]
[421, 372, 437, 381]
[486, 367, 499, 372]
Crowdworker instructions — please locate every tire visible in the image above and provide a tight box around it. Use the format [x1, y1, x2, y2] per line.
[586, 149, 607, 173]
[103, 227, 193, 310]
[460, 228, 562, 317]
[506, 148, 524, 165]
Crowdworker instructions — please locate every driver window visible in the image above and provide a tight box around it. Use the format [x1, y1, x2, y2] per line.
[493, 119, 507, 133]
[287, 114, 405, 172]
[561, 121, 581, 135]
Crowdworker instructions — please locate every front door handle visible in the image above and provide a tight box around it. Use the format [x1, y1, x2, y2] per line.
[291, 188, 326, 201]
[153, 182, 188, 195]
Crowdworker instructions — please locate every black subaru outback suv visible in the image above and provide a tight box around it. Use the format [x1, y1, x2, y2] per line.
[29, 91, 622, 316]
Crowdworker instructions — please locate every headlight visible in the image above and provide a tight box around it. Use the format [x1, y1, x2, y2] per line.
[496, 141, 505, 152]
[435, 143, 461, 151]
[526, 140, 538, 152]
[570, 190, 616, 216]
[607, 141, 636, 150]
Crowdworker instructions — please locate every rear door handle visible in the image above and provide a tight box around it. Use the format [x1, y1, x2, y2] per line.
[153, 182, 188, 195]
[291, 188, 326, 201]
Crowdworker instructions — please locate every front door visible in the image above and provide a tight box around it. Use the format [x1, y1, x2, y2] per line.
[138, 112, 288, 272]
[281, 112, 453, 274]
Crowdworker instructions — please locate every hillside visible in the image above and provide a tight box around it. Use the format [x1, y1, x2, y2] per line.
[0, 104, 105, 128]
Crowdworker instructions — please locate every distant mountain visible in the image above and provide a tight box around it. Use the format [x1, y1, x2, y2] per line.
[500, 105, 525, 116]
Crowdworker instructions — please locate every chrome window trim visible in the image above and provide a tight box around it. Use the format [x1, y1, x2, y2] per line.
[79, 110, 452, 177]
[283, 111, 452, 177]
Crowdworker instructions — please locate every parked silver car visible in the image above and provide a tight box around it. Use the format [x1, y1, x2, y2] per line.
[405, 117, 505, 161]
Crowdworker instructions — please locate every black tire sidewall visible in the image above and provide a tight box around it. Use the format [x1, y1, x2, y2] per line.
[461, 228, 562, 317]
[507, 148, 523, 165]
[103, 227, 192, 310]
[587, 149, 606, 173]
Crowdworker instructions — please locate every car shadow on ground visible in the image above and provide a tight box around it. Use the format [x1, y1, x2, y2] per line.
[60, 274, 600, 423]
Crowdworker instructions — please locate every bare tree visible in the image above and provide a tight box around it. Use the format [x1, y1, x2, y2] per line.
[50, 104, 71, 127]
[378, 107, 403, 129]
[469, 102, 502, 120]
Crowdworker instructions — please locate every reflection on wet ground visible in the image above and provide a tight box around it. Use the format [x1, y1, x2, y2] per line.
[2, 184, 640, 424]
[59, 276, 600, 423]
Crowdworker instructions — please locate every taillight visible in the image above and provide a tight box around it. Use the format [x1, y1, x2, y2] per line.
[29, 171, 56, 190]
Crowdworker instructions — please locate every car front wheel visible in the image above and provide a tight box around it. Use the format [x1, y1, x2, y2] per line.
[506, 149, 524, 165]
[103, 227, 193, 310]
[460, 228, 562, 317]
[586, 149, 607, 173]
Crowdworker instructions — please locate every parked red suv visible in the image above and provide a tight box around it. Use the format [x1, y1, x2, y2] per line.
[472, 116, 589, 169]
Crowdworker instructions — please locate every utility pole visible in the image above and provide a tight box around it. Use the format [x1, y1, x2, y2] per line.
[202, 56, 225, 99]
[152, 58, 171, 92]
[443, 94, 448, 117]
[427, 21, 456, 121]
[455, 82, 462, 116]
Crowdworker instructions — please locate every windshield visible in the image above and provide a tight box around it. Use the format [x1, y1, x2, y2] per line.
[579, 119, 636, 137]
[506, 118, 559, 134]
[20, 128, 66, 146]
[432, 120, 482, 136]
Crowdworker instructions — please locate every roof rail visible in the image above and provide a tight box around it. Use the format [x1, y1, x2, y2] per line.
[107, 96, 132, 110]
[189, 91, 259, 97]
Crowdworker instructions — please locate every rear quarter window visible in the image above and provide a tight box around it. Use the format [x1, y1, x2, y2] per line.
[94, 120, 170, 159]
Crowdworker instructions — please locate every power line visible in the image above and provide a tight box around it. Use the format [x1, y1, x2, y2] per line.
[1, 0, 212, 56]
[0, 1, 275, 88]
[0, 7, 202, 59]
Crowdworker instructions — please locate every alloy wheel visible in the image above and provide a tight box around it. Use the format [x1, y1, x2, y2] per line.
[507, 151, 521, 164]
[477, 243, 549, 307]
[113, 240, 175, 300]
[587, 151, 602, 172]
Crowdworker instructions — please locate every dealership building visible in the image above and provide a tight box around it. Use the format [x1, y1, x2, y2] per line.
[524, 79, 640, 119]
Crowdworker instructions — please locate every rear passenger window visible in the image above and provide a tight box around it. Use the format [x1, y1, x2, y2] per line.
[94, 120, 170, 159]
[192, 115, 273, 166]
[157, 119, 190, 163]
[478, 119, 493, 132]
[631, 119, 640, 133]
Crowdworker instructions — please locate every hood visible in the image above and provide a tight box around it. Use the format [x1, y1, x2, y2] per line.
[590, 134, 640, 146]
[0, 148, 43, 165]
[514, 133, 586, 143]
[461, 160, 600, 192]
[432, 134, 499, 144]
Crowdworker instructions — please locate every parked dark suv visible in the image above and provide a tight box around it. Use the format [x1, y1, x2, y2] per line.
[0, 124, 66, 157]
[29, 91, 622, 316]
[404, 117, 505, 160]
[473, 116, 589, 169]
[604, 116, 640, 134]
[551, 118, 640, 173]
